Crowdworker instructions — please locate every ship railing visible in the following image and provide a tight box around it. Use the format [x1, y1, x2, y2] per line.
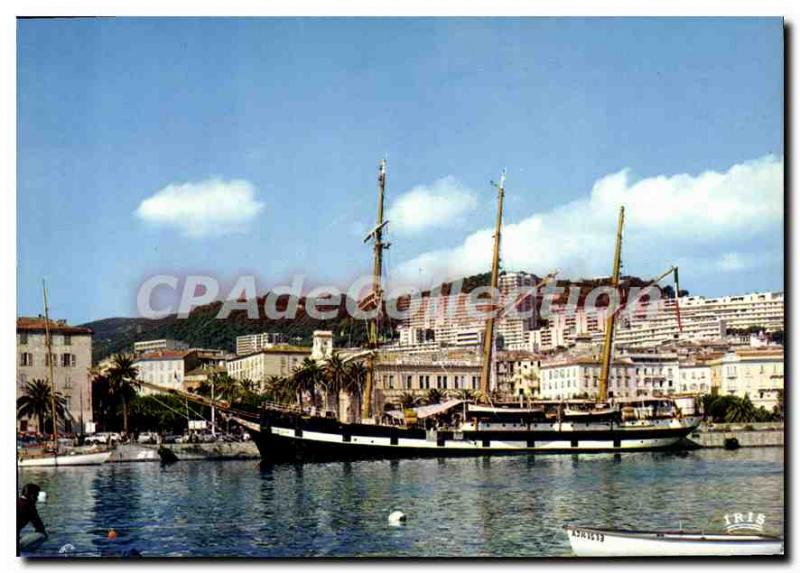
[260, 400, 303, 414]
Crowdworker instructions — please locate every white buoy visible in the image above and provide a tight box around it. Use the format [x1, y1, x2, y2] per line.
[37, 491, 47, 504]
[388, 511, 407, 526]
[59, 543, 76, 556]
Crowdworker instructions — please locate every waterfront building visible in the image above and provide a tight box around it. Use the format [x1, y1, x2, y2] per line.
[708, 348, 784, 411]
[494, 350, 543, 397]
[226, 346, 311, 389]
[134, 350, 195, 395]
[538, 351, 681, 401]
[373, 348, 482, 410]
[677, 356, 716, 395]
[235, 332, 287, 356]
[133, 338, 189, 355]
[17, 316, 94, 433]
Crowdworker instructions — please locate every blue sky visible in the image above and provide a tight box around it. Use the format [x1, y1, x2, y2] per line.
[18, 17, 783, 323]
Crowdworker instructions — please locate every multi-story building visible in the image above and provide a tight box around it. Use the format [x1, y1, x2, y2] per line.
[17, 317, 93, 433]
[134, 350, 196, 395]
[235, 332, 287, 356]
[538, 351, 681, 401]
[133, 338, 189, 355]
[709, 348, 784, 411]
[226, 346, 311, 390]
[495, 350, 543, 397]
[373, 348, 482, 409]
[395, 271, 541, 351]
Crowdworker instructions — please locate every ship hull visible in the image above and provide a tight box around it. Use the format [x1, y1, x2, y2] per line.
[251, 412, 700, 463]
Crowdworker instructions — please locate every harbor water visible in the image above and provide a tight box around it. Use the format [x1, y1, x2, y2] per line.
[19, 448, 784, 558]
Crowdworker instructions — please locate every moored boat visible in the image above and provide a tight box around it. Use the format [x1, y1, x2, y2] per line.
[18, 449, 113, 467]
[564, 525, 783, 557]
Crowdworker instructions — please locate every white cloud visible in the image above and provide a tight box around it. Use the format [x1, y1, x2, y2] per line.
[387, 176, 478, 235]
[392, 155, 783, 286]
[135, 178, 265, 238]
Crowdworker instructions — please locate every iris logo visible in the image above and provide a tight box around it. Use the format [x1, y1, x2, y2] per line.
[723, 512, 766, 533]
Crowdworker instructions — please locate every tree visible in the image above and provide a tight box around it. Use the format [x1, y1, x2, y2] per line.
[17, 379, 69, 434]
[399, 392, 420, 409]
[107, 354, 141, 435]
[292, 357, 325, 409]
[448, 388, 476, 402]
[425, 388, 444, 405]
[263, 376, 294, 405]
[323, 353, 349, 417]
[724, 394, 757, 424]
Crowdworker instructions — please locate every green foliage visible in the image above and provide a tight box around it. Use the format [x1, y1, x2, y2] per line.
[128, 394, 197, 434]
[17, 379, 69, 433]
[701, 393, 780, 424]
[425, 388, 444, 405]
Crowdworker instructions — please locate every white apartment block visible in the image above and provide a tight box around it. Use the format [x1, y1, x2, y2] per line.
[679, 291, 784, 332]
[17, 317, 94, 433]
[134, 350, 193, 395]
[226, 346, 311, 389]
[538, 352, 680, 401]
[235, 332, 287, 356]
[133, 338, 189, 354]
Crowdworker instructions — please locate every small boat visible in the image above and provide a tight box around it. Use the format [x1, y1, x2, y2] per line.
[564, 525, 783, 557]
[18, 450, 112, 467]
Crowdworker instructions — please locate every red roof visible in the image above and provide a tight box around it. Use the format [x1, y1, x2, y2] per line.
[17, 317, 92, 335]
[135, 349, 192, 361]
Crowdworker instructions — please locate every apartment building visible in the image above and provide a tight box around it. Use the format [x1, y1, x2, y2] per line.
[226, 346, 311, 389]
[133, 338, 189, 355]
[538, 352, 680, 401]
[17, 317, 93, 432]
[710, 348, 784, 411]
[235, 332, 287, 356]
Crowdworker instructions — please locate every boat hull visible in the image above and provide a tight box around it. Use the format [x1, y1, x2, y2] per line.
[565, 526, 783, 557]
[252, 411, 699, 463]
[18, 450, 113, 467]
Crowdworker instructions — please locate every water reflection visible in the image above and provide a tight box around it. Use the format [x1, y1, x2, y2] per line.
[20, 448, 783, 558]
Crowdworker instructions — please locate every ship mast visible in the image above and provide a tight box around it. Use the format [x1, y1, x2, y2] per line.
[479, 170, 505, 398]
[361, 158, 389, 420]
[42, 279, 59, 455]
[597, 206, 625, 404]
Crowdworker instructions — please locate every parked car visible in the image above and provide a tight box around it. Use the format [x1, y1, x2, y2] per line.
[85, 432, 121, 446]
[137, 432, 158, 444]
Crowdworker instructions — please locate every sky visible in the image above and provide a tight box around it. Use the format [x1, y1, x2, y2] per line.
[17, 17, 784, 323]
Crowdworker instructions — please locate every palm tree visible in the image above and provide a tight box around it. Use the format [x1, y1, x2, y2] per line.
[107, 354, 141, 435]
[725, 394, 757, 424]
[425, 388, 444, 405]
[292, 357, 325, 409]
[343, 361, 368, 422]
[323, 353, 349, 418]
[399, 392, 420, 410]
[17, 379, 68, 434]
[449, 388, 476, 402]
[263, 375, 294, 405]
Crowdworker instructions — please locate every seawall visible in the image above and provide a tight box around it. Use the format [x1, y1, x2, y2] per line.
[686, 423, 784, 449]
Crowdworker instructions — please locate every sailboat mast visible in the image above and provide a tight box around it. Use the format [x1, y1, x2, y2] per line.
[479, 171, 505, 397]
[597, 206, 625, 404]
[42, 280, 59, 453]
[368, 158, 387, 347]
[361, 159, 388, 420]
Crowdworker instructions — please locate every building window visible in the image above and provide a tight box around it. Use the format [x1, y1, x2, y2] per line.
[64, 334, 72, 346]
[62, 353, 76, 367]
[20, 352, 33, 367]
[19, 332, 28, 345]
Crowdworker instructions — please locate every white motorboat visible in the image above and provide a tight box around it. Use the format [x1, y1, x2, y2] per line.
[565, 525, 783, 557]
[18, 450, 112, 467]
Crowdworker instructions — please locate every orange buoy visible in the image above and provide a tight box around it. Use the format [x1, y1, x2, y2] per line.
[107, 529, 118, 540]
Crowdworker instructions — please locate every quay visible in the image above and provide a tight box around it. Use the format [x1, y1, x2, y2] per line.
[686, 422, 784, 449]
